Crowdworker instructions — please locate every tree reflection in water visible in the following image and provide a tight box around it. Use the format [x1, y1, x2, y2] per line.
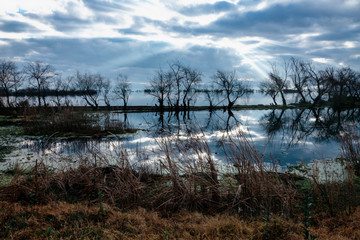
[19, 108, 360, 165]
[260, 108, 360, 146]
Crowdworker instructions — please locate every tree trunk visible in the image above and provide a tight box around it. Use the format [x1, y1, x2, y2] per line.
[37, 95, 42, 107]
[159, 99, 164, 112]
[228, 100, 234, 109]
[123, 100, 127, 110]
[297, 88, 306, 103]
[272, 96, 278, 105]
[5, 90, 11, 108]
[280, 92, 287, 105]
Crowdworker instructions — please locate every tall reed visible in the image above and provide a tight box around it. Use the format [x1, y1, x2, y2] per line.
[221, 130, 298, 217]
[340, 123, 360, 175]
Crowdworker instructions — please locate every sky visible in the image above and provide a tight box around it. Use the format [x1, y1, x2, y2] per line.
[0, 0, 359, 88]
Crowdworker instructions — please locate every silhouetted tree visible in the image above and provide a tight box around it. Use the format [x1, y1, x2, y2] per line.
[113, 74, 131, 109]
[306, 64, 331, 106]
[203, 84, 221, 111]
[267, 61, 290, 106]
[336, 67, 358, 100]
[52, 75, 64, 108]
[344, 68, 360, 100]
[168, 61, 184, 111]
[0, 60, 22, 107]
[75, 72, 105, 109]
[260, 80, 278, 105]
[213, 69, 247, 109]
[289, 57, 309, 103]
[103, 79, 111, 108]
[147, 69, 172, 111]
[24, 61, 55, 107]
[63, 76, 74, 107]
[182, 66, 202, 109]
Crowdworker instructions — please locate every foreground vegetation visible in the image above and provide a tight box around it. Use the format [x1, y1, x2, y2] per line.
[2, 201, 360, 240]
[0, 123, 360, 239]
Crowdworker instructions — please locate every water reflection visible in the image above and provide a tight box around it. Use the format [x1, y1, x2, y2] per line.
[261, 108, 360, 145]
[17, 107, 360, 165]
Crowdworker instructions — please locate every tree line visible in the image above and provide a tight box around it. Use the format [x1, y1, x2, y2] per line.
[0, 60, 131, 110]
[260, 57, 360, 107]
[144, 61, 251, 111]
[1, 58, 359, 111]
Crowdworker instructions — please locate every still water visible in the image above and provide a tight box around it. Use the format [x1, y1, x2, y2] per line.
[8, 106, 359, 170]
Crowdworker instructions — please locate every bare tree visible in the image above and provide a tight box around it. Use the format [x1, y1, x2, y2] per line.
[0, 60, 22, 107]
[213, 69, 247, 109]
[168, 61, 184, 110]
[203, 84, 222, 110]
[113, 74, 131, 109]
[75, 72, 105, 109]
[343, 68, 360, 100]
[260, 80, 278, 105]
[103, 79, 111, 108]
[182, 66, 202, 109]
[146, 69, 172, 111]
[267, 61, 290, 106]
[165, 71, 174, 108]
[63, 76, 74, 107]
[305, 63, 331, 106]
[336, 67, 358, 99]
[52, 75, 64, 108]
[24, 61, 55, 107]
[289, 57, 309, 103]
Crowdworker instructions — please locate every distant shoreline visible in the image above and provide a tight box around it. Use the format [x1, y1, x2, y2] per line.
[18, 103, 355, 112]
[2, 102, 359, 115]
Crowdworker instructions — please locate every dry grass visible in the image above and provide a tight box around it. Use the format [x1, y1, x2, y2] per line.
[21, 108, 135, 137]
[149, 130, 222, 213]
[1, 201, 360, 240]
[221, 130, 298, 217]
[340, 123, 360, 175]
[1, 126, 360, 239]
[0, 153, 144, 209]
[0, 127, 301, 217]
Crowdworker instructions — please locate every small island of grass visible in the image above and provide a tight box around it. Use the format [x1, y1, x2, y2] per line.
[20, 109, 137, 138]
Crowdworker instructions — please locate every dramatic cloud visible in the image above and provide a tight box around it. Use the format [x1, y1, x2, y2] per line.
[0, 0, 359, 88]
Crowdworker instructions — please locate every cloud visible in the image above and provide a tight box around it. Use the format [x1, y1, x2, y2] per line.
[311, 26, 360, 41]
[0, 20, 39, 33]
[198, 1, 359, 38]
[0, 0, 358, 85]
[312, 58, 332, 64]
[177, 1, 235, 16]
[82, 0, 131, 13]
[0, 37, 245, 86]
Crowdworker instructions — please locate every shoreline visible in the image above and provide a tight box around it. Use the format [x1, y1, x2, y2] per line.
[0, 103, 338, 114]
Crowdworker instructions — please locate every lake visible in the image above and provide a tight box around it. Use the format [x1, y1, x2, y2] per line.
[2, 105, 358, 171]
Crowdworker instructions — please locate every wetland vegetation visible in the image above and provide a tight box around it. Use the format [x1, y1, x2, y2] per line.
[1, 57, 360, 239]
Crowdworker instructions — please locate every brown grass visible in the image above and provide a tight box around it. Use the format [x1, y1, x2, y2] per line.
[21, 108, 135, 137]
[2, 201, 360, 240]
[340, 123, 360, 175]
[221, 130, 298, 217]
[1, 126, 360, 239]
